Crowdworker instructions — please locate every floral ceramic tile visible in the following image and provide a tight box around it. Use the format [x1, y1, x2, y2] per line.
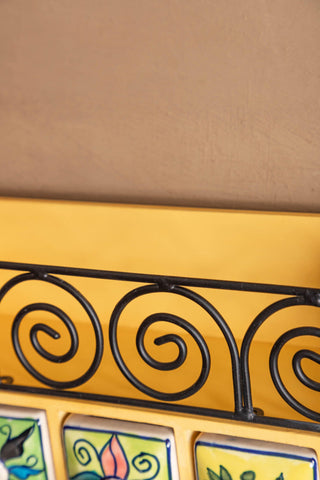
[63, 415, 179, 480]
[195, 433, 317, 480]
[0, 405, 55, 480]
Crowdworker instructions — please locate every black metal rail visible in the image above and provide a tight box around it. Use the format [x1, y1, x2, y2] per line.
[0, 261, 319, 431]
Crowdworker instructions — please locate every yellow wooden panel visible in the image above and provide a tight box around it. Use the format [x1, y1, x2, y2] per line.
[0, 198, 319, 479]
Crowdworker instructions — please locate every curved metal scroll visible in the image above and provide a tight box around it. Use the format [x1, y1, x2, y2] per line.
[1, 260, 319, 426]
[0, 272, 103, 389]
[241, 295, 320, 421]
[109, 283, 242, 413]
[270, 326, 320, 422]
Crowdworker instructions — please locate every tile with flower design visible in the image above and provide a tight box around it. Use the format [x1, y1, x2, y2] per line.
[195, 433, 317, 480]
[63, 415, 179, 480]
[0, 405, 55, 480]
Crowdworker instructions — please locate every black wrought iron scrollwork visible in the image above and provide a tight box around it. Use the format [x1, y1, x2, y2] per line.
[137, 313, 188, 371]
[109, 283, 242, 413]
[270, 326, 320, 422]
[0, 260, 319, 430]
[14, 303, 79, 363]
[0, 272, 103, 389]
[241, 295, 320, 422]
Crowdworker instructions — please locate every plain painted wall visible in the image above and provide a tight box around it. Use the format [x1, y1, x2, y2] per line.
[0, 0, 319, 211]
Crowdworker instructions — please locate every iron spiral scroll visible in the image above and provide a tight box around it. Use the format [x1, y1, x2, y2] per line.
[0, 261, 319, 431]
[0, 271, 103, 389]
[109, 283, 241, 412]
[241, 293, 320, 422]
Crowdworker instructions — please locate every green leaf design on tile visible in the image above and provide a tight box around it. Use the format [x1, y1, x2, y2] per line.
[207, 468, 221, 480]
[206, 466, 284, 480]
[220, 466, 232, 480]
[207, 466, 232, 480]
[240, 472, 255, 480]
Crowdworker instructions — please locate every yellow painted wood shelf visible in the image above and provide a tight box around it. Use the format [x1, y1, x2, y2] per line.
[0, 197, 319, 479]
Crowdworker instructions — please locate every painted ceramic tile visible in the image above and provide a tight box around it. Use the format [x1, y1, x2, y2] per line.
[0, 405, 55, 480]
[63, 415, 179, 480]
[195, 433, 318, 480]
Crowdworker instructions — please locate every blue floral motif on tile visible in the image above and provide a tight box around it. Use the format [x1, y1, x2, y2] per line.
[64, 425, 173, 480]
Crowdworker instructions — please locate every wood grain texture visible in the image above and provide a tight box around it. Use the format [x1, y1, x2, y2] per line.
[0, 0, 319, 211]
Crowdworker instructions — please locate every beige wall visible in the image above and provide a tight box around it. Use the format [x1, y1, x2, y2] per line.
[0, 1, 319, 212]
